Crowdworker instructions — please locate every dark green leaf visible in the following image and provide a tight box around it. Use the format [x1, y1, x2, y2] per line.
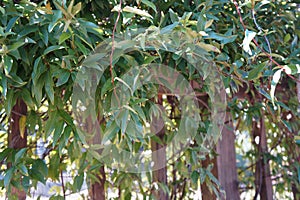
[59, 32, 72, 44]
[45, 71, 55, 104]
[43, 46, 65, 56]
[56, 70, 70, 87]
[247, 62, 266, 80]
[4, 167, 14, 187]
[14, 148, 27, 163]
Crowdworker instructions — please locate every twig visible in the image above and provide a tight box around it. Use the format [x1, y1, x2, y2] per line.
[251, 10, 272, 67]
[61, 170, 66, 199]
[232, 0, 300, 83]
[110, 0, 123, 85]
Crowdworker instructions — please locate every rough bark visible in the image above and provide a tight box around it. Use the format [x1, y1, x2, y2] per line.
[8, 98, 27, 200]
[216, 112, 240, 200]
[253, 115, 273, 200]
[89, 165, 106, 200]
[87, 115, 106, 200]
[201, 155, 218, 200]
[151, 94, 168, 200]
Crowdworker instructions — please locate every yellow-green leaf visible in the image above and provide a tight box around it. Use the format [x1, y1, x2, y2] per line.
[19, 115, 26, 139]
[123, 6, 153, 19]
[198, 42, 221, 54]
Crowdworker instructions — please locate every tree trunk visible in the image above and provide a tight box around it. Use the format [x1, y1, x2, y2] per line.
[89, 165, 106, 200]
[151, 94, 168, 200]
[87, 115, 106, 200]
[8, 98, 27, 200]
[216, 112, 240, 200]
[253, 115, 273, 200]
[201, 155, 218, 200]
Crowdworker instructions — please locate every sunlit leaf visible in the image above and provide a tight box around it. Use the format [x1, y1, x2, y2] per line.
[123, 6, 153, 19]
[242, 29, 257, 55]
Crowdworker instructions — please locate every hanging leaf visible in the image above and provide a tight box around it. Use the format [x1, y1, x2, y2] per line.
[43, 45, 65, 56]
[270, 69, 282, 105]
[19, 115, 27, 139]
[242, 29, 257, 55]
[123, 6, 153, 19]
[247, 62, 266, 80]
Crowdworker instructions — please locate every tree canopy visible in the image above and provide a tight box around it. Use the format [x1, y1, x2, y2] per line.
[0, 0, 299, 199]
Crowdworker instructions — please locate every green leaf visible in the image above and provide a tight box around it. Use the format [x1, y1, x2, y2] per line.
[4, 167, 14, 187]
[191, 170, 199, 184]
[141, 0, 157, 13]
[1, 74, 8, 97]
[120, 109, 129, 134]
[247, 62, 266, 80]
[198, 42, 221, 53]
[45, 71, 55, 104]
[18, 163, 29, 176]
[123, 6, 153, 19]
[30, 159, 48, 184]
[58, 125, 72, 154]
[58, 109, 73, 126]
[4, 55, 13, 73]
[32, 75, 45, 105]
[43, 46, 65, 56]
[169, 9, 179, 23]
[59, 32, 72, 44]
[74, 129, 88, 145]
[50, 195, 65, 200]
[45, 110, 58, 137]
[102, 122, 119, 143]
[0, 149, 11, 163]
[8, 74, 27, 87]
[48, 153, 60, 180]
[0, 7, 4, 15]
[17, 26, 38, 39]
[40, 26, 49, 46]
[284, 33, 291, 43]
[35, 159, 48, 177]
[82, 53, 106, 68]
[15, 148, 27, 163]
[7, 41, 26, 52]
[73, 174, 84, 192]
[4, 89, 16, 116]
[74, 40, 89, 55]
[20, 88, 35, 108]
[205, 32, 237, 45]
[5, 16, 18, 32]
[281, 119, 292, 132]
[56, 70, 70, 87]
[160, 22, 179, 34]
[53, 120, 64, 147]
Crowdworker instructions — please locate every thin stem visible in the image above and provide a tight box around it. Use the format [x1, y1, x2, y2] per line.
[232, 0, 300, 83]
[61, 170, 66, 199]
[251, 9, 272, 67]
[110, 0, 123, 85]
